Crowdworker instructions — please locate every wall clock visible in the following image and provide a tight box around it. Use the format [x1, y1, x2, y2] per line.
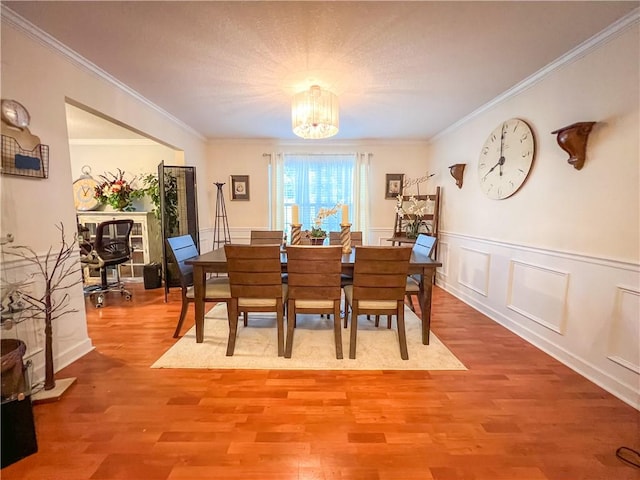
[477, 118, 535, 200]
[73, 165, 100, 211]
[1, 99, 31, 128]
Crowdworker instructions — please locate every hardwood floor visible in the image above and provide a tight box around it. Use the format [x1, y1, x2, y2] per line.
[2, 283, 638, 479]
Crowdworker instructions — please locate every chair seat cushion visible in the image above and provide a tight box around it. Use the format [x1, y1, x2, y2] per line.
[238, 284, 288, 307]
[186, 277, 231, 299]
[294, 299, 335, 309]
[343, 285, 399, 310]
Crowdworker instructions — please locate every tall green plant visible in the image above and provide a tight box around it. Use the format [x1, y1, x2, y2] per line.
[133, 172, 180, 236]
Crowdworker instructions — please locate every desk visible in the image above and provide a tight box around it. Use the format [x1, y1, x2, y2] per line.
[186, 247, 442, 346]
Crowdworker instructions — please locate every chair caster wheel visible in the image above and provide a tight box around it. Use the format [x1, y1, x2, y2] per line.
[124, 294, 132, 301]
[94, 294, 104, 308]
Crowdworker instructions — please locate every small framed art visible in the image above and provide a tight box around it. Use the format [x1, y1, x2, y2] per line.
[385, 173, 404, 199]
[230, 175, 250, 201]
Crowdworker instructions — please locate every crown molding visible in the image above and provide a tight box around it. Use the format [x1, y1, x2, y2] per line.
[69, 138, 162, 147]
[1, 7, 205, 142]
[431, 7, 640, 143]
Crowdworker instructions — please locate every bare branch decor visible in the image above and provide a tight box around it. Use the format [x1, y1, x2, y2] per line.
[4, 223, 82, 391]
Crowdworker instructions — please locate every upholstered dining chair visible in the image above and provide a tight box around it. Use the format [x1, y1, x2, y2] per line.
[166, 235, 231, 338]
[250, 230, 284, 245]
[343, 246, 413, 360]
[284, 245, 344, 359]
[404, 234, 437, 314]
[224, 244, 288, 356]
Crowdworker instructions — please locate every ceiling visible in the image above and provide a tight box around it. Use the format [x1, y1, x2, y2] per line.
[3, 1, 638, 141]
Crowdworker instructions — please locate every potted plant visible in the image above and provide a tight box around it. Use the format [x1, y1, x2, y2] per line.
[306, 203, 341, 245]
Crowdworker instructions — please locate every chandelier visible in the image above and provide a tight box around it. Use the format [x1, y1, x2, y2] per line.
[291, 85, 339, 139]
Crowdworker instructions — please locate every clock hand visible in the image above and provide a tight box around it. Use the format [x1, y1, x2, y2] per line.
[482, 158, 504, 180]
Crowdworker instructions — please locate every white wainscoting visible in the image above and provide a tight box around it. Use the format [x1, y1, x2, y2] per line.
[507, 260, 569, 334]
[437, 231, 640, 410]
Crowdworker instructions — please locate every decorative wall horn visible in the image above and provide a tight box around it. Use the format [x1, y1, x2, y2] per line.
[551, 122, 596, 170]
[449, 163, 466, 189]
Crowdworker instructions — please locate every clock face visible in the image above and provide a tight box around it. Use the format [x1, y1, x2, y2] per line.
[478, 118, 535, 200]
[1, 99, 30, 128]
[73, 177, 100, 211]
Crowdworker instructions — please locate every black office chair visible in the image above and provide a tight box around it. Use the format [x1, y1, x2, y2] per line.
[82, 219, 134, 308]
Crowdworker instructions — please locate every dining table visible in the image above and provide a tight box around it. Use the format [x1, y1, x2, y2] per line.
[185, 246, 442, 346]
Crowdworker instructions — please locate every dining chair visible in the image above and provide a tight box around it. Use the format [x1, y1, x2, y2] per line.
[374, 233, 437, 329]
[284, 245, 344, 359]
[405, 234, 437, 314]
[166, 235, 231, 338]
[343, 246, 413, 360]
[224, 244, 288, 356]
[250, 230, 284, 245]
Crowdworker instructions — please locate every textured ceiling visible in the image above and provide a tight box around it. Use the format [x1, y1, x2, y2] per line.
[3, 1, 638, 141]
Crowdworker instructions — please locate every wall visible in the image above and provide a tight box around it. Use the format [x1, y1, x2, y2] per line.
[428, 21, 639, 407]
[0, 16, 208, 385]
[203, 140, 432, 247]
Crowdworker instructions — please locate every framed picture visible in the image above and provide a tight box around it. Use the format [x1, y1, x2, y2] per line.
[385, 173, 404, 199]
[230, 175, 250, 201]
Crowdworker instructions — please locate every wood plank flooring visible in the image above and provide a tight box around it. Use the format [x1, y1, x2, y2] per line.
[2, 283, 638, 480]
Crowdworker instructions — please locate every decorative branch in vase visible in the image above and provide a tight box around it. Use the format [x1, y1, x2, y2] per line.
[3, 223, 82, 392]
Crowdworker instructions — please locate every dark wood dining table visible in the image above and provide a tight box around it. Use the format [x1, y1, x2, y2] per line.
[185, 246, 442, 346]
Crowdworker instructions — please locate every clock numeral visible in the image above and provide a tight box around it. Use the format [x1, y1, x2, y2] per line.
[482, 147, 489, 156]
[490, 134, 496, 142]
[520, 133, 529, 142]
[522, 150, 531, 158]
[497, 187, 502, 197]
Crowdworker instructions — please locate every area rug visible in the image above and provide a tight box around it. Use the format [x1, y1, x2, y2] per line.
[152, 303, 466, 371]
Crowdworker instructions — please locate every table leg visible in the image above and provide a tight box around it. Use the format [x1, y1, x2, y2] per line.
[419, 267, 435, 345]
[193, 265, 205, 343]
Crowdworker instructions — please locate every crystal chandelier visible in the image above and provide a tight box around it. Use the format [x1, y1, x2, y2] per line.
[291, 85, 339, 139]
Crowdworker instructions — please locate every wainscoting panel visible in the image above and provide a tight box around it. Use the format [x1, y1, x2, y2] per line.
[438, 231, 640, 409]
[458, 247, 490, 296]
[507, 260, 569, 334]
[437, 240, 449, 279]
[607, 286, 640, 374]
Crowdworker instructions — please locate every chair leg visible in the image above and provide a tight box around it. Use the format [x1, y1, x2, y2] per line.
[387, 315, 392, 329]
[349, 305, 359, 359]
[173, 299, 189, 338]
[285, 300, 295, 358]
[243, 312, 248, 326]
[333, 302, 343, 359]
[276, 303, 285, 357]
[405, 293, 416, 312]
[226, 300, 239, 356]
[396, 304, 409, 360]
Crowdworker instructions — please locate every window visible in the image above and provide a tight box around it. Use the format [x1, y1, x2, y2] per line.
[269, 153, 370, 238]
[283, 154, 354, 232]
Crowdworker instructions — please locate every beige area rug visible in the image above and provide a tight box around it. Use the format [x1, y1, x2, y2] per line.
[152, 303, 466, 371]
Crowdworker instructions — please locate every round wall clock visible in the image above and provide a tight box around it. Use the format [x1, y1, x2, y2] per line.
[1, 99, 31, 128]
[73, 166, 100, 211]
[477, 118, 535, 200]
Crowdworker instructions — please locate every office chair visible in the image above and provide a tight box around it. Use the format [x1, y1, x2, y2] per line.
[82, 219, 134, 308]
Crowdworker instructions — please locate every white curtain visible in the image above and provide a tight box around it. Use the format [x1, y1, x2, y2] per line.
[269, 152, 370, 240]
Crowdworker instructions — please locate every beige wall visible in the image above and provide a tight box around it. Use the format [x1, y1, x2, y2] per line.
[0, 19, 208, 383]
[203, 140, 432, 244]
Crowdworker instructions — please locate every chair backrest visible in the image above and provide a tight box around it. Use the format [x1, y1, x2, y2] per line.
[224, 244, 284, 299]
[413, 234, 436, 259]
[250, 230, 283, 245]
[166, 235, 199, 288]
[286, 246, 343, 301]
[94, 219, 133, 264]
[329, 231, 363, 246]
[352, 246, 413, 302]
